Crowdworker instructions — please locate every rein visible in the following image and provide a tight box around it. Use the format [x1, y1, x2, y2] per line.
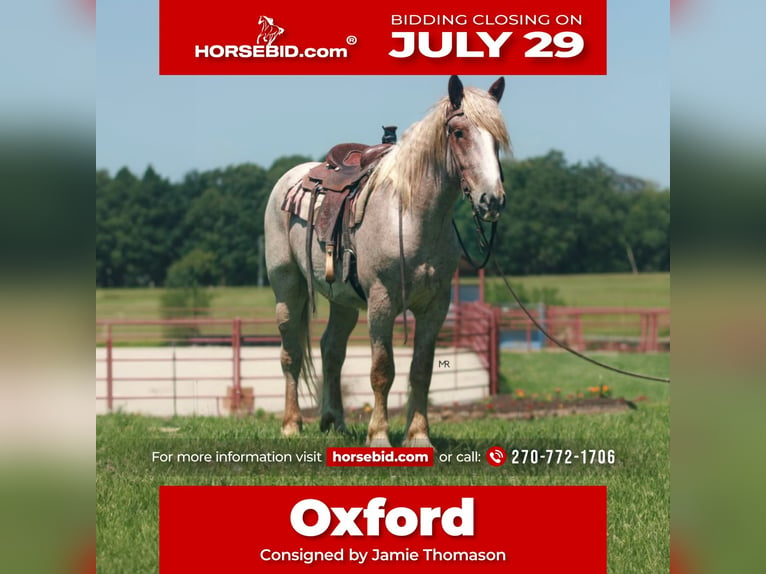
[452, 216, 496, 269]
[492, 257, 671, 383]
[458, 220, 671, 383]
[445, 105, 669, 382]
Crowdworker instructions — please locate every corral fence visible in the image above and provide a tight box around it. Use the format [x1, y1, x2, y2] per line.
[95, 304, 668, 416]
[95, 303, 500, 416]
[498, 306, 670, 352]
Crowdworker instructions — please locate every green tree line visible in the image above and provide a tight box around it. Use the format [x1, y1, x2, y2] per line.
[96, 150, 669, 287]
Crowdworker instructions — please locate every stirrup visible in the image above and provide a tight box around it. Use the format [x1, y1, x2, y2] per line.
[325, 243, 336, 284]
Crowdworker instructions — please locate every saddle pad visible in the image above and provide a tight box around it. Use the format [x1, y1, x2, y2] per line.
[282, 174, 374, 228]
[282, 179, 324, 222]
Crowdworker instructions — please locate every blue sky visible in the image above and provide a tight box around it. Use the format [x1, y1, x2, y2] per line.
[97, 2, 669, 188]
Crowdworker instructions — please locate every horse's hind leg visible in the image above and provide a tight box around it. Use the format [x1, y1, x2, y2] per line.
[271, 266, 311, 436]
[319, 302, 359, 432]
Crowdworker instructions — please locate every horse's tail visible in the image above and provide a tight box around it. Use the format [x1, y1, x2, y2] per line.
[298, 294, 319, 399]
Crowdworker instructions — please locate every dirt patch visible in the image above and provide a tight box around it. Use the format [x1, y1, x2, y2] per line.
[329, 395, 636, 425]
[434, 395, 634, 422]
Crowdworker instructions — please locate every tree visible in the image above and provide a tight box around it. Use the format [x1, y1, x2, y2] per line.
[96, 151, 669, 287]
[175, 163, 270, 285]
[622, 188, 670, 272]
[160, 249, 217, 340]
[486, 151, 668, 275]
[266, 155, 315, 190]
[95, 166, 182, 286]
[96, 167, 138, 286]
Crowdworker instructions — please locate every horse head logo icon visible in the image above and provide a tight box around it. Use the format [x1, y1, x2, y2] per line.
[257, 15, 285, 46]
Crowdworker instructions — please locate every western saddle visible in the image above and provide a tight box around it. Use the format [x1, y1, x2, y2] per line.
[288, 126, 397, 305]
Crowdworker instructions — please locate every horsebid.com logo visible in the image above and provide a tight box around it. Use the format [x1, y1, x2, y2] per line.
[194, 15, 350, 59]
[256, 15, 284, 46]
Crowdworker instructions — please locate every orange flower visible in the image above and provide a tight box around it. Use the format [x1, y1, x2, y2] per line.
[515, 389, 525, 398]
[588, 386, 600, 393]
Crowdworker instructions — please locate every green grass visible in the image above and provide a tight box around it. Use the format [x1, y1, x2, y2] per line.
[97, 276, 670, 571]
[96, 285, 283, 321]
[499, 351, 671, 402]
[96, 273, 670, 321]
[484, 272, 670, 308]
[97, 406, 668, 573]
[97, 351, 669, 573]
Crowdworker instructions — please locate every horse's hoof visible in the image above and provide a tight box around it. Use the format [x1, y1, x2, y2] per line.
[403, 436, 433, 448]
[367, 436, 392, 448]
[281, 420, 302, 437]
[320, 412, 347, 434]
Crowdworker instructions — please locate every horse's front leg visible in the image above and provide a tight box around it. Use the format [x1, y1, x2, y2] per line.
[404, 297, 451, 447]
[366, 288, 396, 447]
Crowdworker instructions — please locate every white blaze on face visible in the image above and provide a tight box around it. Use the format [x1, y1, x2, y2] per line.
[480, 129, 500, 177]
[474, 128, 503, 199]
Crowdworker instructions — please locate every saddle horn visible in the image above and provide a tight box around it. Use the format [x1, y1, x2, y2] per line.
[382, 125, 397, 144]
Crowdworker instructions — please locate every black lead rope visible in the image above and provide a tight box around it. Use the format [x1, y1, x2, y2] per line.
[452, 215, 496, 270]
[456, 214, 671, 384]
[492, 259, 671, 383]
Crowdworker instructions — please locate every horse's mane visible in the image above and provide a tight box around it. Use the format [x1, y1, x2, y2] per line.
[366, 87, 511, 207]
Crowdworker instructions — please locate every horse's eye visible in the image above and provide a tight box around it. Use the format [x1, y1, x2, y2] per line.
[453, 129, 464, 139]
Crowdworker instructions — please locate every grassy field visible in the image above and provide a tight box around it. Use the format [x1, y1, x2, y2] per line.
[97, 276, 670, 571]
[499, 351, 671, 400]
[97, 408, 669, 573]
[484, 272, 670, 308]
[97, 352, 669, 573]
[96, 273, 670, 346]
[95, 272, 670, 321]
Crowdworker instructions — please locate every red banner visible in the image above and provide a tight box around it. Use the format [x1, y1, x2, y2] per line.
[159, 0, 606, 75]
[159, 486, 607, 573]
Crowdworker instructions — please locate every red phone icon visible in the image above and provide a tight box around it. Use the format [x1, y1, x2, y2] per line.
[486, 446, 506, 467]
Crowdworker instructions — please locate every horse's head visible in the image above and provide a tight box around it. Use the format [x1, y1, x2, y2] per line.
[445, 75, 508, 222]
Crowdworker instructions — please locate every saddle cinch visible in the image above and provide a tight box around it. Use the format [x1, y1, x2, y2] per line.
[284, 126, 397, 304]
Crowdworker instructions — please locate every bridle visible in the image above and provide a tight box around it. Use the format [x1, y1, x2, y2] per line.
[445, 107, 500, 270]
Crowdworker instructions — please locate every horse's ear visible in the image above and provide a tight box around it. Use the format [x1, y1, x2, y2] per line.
[488, 77, 505, 103]
[448, 75, 464, 109]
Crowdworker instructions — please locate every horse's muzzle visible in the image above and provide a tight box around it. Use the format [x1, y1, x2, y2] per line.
[478, 192, 505, 222]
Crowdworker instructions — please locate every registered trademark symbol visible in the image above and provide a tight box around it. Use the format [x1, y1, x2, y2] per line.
[346, 35, 357, 45]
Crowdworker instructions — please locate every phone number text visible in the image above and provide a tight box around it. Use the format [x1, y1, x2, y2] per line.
[511, 449, 616, 465]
